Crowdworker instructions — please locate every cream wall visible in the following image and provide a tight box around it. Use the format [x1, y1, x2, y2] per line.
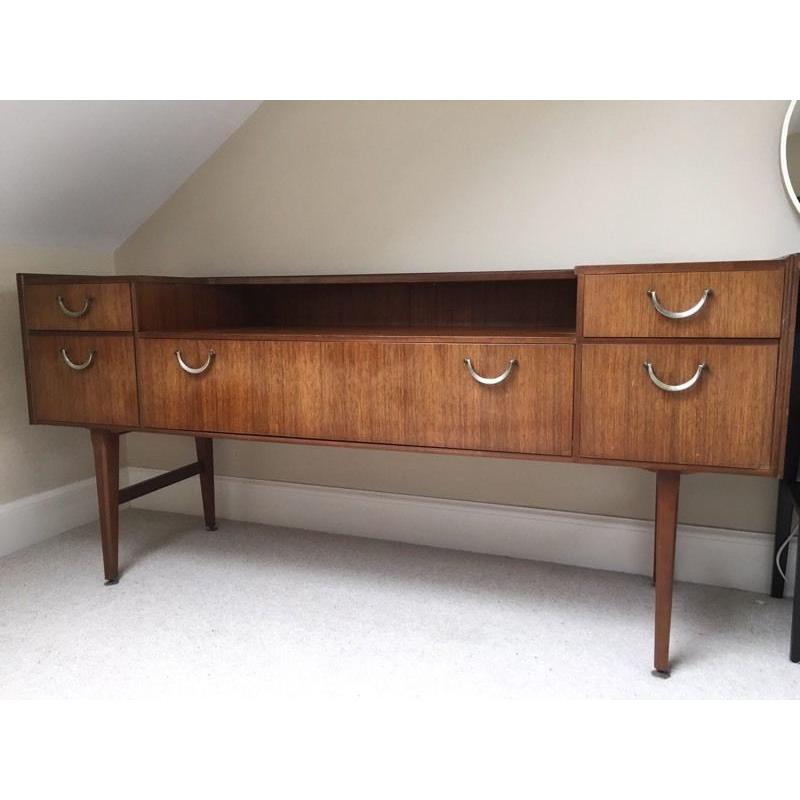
[1, 242, 114, 504]
[117, 101, 800, 533]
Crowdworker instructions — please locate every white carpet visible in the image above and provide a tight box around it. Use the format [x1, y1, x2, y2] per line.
[1, 508, 798, 699]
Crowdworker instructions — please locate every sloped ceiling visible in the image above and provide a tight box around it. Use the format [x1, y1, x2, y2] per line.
[0, 100, 260, 250]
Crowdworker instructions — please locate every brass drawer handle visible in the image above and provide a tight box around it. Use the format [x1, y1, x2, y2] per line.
[464, 357, 517, 385]
[57, 295, 92, 318]
[644, 361, 706, 392]
[646, 288, 712, 319]
[176, 349, 215, 375]
[60, 348, 95, 371]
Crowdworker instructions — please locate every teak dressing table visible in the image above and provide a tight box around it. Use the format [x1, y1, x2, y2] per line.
[16, 255, 800, 675]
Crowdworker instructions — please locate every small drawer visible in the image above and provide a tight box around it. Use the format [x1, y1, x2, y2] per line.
[582, 269, 784, 338]
[138, 338, 267, 434]
[579, 343, 778, 469]
[27, 334, 139, 426]
[23, 282, 133, 331]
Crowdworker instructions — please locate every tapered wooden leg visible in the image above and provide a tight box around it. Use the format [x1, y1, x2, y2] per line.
[195, 436, 217, 531]
[652, 534, 657, 586]
[653, 470, 680, 676]
[90, 429, 120, 585]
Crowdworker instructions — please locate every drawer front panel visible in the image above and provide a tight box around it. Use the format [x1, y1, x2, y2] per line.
[579, 343, 778, 469]
[24, 282, 133, 331]
[138, 339, 574, 455]
[260, 342, 574, 455]
[582, 270, 784, 338]
[138, 339, 270, 434]
[28, 334, 139, 426]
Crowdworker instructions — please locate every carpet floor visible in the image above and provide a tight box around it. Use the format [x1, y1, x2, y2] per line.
[1, 508, 798, 699]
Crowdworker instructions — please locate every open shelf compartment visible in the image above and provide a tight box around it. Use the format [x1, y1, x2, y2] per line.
[133, 273, 578, 342]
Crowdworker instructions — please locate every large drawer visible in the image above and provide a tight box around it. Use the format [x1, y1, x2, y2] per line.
[264, 341, 574, 455]
[27, 334, 139, 426]
[578, 343, 778, 469]
[581, 269, 784, 338]
[23, 282, 133, 331]
[137, 338, 574, 455]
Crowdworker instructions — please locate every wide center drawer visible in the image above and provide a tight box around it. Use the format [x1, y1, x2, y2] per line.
[581, 269, 784, 338]
[137, 339, 574, 455]
[578, 343, 778, 469]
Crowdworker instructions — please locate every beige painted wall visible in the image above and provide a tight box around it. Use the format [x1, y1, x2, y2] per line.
[117, 101, 800, 532]
[1, 242, 114, 504]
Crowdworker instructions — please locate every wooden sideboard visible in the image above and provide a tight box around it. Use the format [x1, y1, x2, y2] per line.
[16, 256, 800, 675]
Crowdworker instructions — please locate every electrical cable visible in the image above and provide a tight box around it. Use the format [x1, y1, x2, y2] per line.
[775, 526, 799, 583]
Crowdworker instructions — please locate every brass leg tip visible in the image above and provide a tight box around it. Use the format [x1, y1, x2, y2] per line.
[651, 668, 671, 679]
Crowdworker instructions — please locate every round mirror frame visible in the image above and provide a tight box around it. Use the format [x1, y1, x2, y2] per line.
[780, 99, 800, 216]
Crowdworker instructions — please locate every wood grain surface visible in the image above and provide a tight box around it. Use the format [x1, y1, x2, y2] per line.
[137, 338, 575, 456]
[24, 282, 133, 331]
[582, 269, 784, 338]
[653, 470, 680, 674]
[28, 334, 139, 426]
[579, 342, 779, 469]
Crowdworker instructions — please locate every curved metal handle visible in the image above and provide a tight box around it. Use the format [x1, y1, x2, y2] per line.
[60, 348, 95, 371]
[646, 288, 712, 319]
[464, 357, 517, 386]
[176, 350, 215, 375]
[57, 295, 92, 318]
[644, 361, 706, 393]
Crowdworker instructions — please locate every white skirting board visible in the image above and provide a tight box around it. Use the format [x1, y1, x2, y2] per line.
[123, 467, 797, 597]
[1, 467, 795, 596]
[0, 476, 100, 560]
